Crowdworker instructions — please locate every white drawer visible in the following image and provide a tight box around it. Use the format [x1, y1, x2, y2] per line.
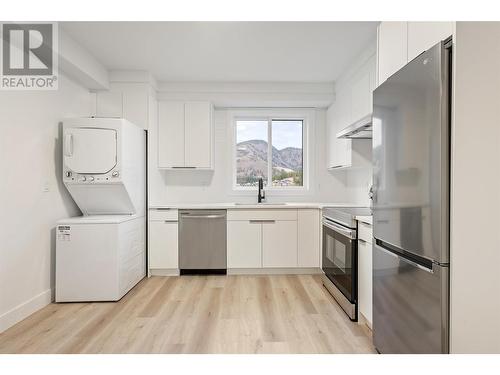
[358, 221, 373, 244]
[149, 208, 178, 221]
[227, 209, 297, 221]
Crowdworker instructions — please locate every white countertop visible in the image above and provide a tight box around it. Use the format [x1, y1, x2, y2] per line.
[149, 202, 368, 210]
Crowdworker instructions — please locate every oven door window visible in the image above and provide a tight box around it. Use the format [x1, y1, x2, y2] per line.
[323, 223, 355, 302]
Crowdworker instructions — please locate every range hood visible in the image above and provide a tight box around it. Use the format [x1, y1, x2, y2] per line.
[336, 114, 372, 139]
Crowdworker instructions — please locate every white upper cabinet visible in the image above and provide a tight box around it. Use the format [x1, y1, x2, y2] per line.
[327, 101, 350, 169]
[327, 52, 375, 170]
[158, 101, 185, 168]
[407, 22, 454, 61]
[377, 21, 454, 86]
[157, 100, 213, 169]
[377, 21, 408, 85]
[184, 102, 212, 168]
[96, 91, 123, 118]
[350, 56, 375, 122]
[95, 88, 150, 129]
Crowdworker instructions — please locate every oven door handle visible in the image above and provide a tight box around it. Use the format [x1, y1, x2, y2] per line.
[322, 219, 356, 240]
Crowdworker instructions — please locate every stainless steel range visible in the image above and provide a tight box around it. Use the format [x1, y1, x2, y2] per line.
[321, 207, 371, 321]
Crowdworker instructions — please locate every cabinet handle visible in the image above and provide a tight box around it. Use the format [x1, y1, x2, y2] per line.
[249, 220, 276, 224]
[328, 165, 345, 169]
[358, 238, 367, 244]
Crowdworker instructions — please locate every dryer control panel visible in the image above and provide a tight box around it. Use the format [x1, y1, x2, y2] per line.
[63, 169, 121, 184]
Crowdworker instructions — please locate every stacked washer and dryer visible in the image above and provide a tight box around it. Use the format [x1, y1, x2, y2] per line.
[55, 118, 146, 302]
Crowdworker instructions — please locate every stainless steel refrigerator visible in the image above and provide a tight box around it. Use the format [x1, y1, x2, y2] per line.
[372, 38, 451, 354]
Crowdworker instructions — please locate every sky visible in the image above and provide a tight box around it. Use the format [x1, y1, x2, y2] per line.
[236, 120, 303, 150]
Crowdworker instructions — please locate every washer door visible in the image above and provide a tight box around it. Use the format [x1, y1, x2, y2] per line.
[64, 127, 117, 174]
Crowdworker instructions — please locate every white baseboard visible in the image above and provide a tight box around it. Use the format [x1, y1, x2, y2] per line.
[0, 289, 52, 333]
[149, 269, 180, 276]
[358, 312, 373, 331]
[149, 268, 322, 276]
[227, 268, 322, 275]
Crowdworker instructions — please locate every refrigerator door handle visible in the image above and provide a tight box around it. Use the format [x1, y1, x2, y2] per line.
[376, 243, 434, 274]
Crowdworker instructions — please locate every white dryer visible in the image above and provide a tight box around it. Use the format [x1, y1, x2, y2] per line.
[55, 215, 146, 302]
[62, 118, 145, 215]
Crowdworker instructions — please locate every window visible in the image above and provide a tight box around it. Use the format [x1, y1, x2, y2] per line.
[234, 116, 305, 189]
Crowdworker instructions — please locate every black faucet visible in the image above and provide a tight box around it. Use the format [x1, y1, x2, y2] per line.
[258, 178, 265, 203]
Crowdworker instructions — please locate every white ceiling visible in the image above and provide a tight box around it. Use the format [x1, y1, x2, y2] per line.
[61, 22, 378, 83]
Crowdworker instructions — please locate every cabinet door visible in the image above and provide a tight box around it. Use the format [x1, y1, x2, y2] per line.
[326, 103, 338, 169]
[262, 221, 298, 268]
[350, 67, 372, 122]
[377, 22, 408, 85]
[158, 101, 185, 168]
[122, 89, 149, 129]
[149, 221, 178, 269]
[297, 209, 320, 267]
[227, 221, 262, 268]
[327, 91, 351, 169]
[184, 101, 212, 168]
[96, 91, 123, 118]
[407, 22, 453, 61]
[358, 238, 373, 326]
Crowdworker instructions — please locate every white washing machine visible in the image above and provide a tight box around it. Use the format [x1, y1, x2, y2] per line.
[57, 117, 146, 302]
[55, 215, 146, 302]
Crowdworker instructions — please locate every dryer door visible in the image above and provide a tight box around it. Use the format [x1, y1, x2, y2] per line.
[64, 128, 117, 174]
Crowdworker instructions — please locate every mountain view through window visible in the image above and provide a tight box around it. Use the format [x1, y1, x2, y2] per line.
[235, 119, 303, 187]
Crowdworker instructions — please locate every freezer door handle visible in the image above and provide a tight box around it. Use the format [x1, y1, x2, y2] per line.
[375, 241, 434, 273]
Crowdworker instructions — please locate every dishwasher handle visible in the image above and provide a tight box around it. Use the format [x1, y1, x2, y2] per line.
[180, 214, 226, 219]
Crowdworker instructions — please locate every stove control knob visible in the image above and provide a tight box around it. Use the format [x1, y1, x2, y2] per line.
[65, 171, 72, 178]
[88, 176, 95, 182]
[79, 176, 87, 182]
[112, 171, 119, 177]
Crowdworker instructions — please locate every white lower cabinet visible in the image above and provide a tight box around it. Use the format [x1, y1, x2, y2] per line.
[297, 209, 320, 267]
[263, 221, 298, 268]
[226, 208, 320, 270]
[227, 221, 262, 268]
[149, 215, 179, 270]
[358, 221, 373, 327]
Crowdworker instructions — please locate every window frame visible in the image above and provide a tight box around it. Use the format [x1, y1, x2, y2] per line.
[228, 108, 313, 195]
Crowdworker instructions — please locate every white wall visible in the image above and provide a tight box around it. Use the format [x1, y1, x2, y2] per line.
[345, 167, 372, 206]
[149, 108, 353, 205]
[0, 74, 92, 332]
[450, 22, 500, 353]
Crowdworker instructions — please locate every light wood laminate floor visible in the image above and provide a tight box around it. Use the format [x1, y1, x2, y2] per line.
[0, 275, 375, 354]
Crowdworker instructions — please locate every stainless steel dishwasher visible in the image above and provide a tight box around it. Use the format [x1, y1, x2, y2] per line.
[178, 210, 227, 274]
